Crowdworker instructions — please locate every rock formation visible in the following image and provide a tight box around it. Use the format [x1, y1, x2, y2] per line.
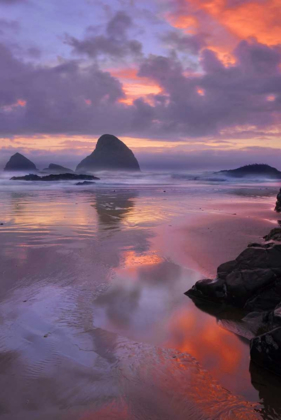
[76, 134, 140, 172]
[4, 153, 37, 172]
[43, 164, 73, 173]
[75, 181, 95, 186]
[11, 173, 99, 182]
[186, 187, 281, 377]
[218, 164, 281, 179]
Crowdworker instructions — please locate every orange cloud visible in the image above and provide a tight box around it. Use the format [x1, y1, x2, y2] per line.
[110, 68, 162, 105]
[1, 99, 26, 112]
[165, 0, 281, 60]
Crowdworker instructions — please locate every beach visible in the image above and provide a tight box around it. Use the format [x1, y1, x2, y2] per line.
[0, 173, 280, 419]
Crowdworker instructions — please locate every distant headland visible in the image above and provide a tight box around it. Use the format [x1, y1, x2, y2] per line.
[218, 164, 281, 179]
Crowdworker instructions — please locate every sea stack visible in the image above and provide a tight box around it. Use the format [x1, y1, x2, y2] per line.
[43, 164, 73, 173]
[4, 153, 37, 172]
[76, 134, 140, 172]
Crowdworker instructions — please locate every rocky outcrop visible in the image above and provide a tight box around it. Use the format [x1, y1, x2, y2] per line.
[218, 164, 281, 179]
[186, 187, 281, 377]
[76, 134, 140, 172]
[43, 164, 73, 173]
[251, 328, 281, 376]
[275, 189, 281, 212]
[187, 243, 281, 310]
[4, 153, 37, 172]
[264, 228, 281, 241]
[11, 173, 99, 182]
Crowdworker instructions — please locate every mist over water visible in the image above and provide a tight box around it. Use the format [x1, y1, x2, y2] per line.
[1, 168, 280, 190]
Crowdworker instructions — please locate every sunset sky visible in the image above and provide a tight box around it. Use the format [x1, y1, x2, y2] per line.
[1, 0, 281, 169]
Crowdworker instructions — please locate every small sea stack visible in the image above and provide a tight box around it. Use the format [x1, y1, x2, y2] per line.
[43, 164, 73, 174]
[4, 153, 37, 172]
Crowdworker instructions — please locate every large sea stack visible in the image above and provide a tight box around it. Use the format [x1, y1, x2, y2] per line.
[4, 153, 37, 172]
[76, 134, 140, 172]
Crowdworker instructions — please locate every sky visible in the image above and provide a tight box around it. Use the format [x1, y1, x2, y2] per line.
[0, 0, 281, 170]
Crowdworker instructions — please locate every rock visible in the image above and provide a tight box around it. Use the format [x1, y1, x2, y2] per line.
[11, 174, 41, 181]
[186, 278, 226, 301]
[75, 181, 95, 186]
[76, 134, 140, 172]
[186, 243, 281, 309]
[4, 153, 37, 172]
[218, 164, 281, 179]
[275, 189, 281, 213]
[250, 327, 281, 376]
[245, 283, 281, 311]
[43, 164, 73, 173]
[11, 173, 99, 182]
[264, 228, 281, 241]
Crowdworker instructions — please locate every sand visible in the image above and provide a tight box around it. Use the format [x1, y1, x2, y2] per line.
[0, 181, 280, 419]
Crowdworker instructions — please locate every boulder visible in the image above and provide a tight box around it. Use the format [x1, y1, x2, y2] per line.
[11, 173, 99, 182]
[250, 327, 281, 376]
[264, 228, 281, 241]
[186, 243, 281, 310]
[43, 164, 73, 173]
[76, 134, 140, 172]
[4, 153, 37, 172]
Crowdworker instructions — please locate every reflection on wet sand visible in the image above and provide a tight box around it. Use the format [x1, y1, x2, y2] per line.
[93, 190, 138, 230]
[0, 186, 278, 419]
[92, 256, 257, 400]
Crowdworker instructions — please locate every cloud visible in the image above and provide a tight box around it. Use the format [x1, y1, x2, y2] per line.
[164, 0, 281, 57]
[0, 19, 20, 35]
[1, 36, 281, 141]
[0, 42, 131, 135]
[66, 11, 142, 60]
[137, 38, 281, 137]
[162, 30, 206, 55]
[0, 0, 25, 3]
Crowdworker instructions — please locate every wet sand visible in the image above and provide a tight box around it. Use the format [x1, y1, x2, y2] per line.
[0, 182, 280, 419]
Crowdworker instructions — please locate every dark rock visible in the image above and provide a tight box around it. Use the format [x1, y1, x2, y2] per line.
[264, 228, 281, 241]
[43, 164, 73, 173]
[251, 327, 281, 376]
[4, 153, 37, 172]
[76, 134, 140, 172]
[186, 278, 226, 301]
[75, 181, 95, 186]
[11, 173, 99, 182]
[275, 189, 281, 213]
[11, 174, 41, 181]
[218, 164, 281, 179]
[186, 243, 281, 309]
